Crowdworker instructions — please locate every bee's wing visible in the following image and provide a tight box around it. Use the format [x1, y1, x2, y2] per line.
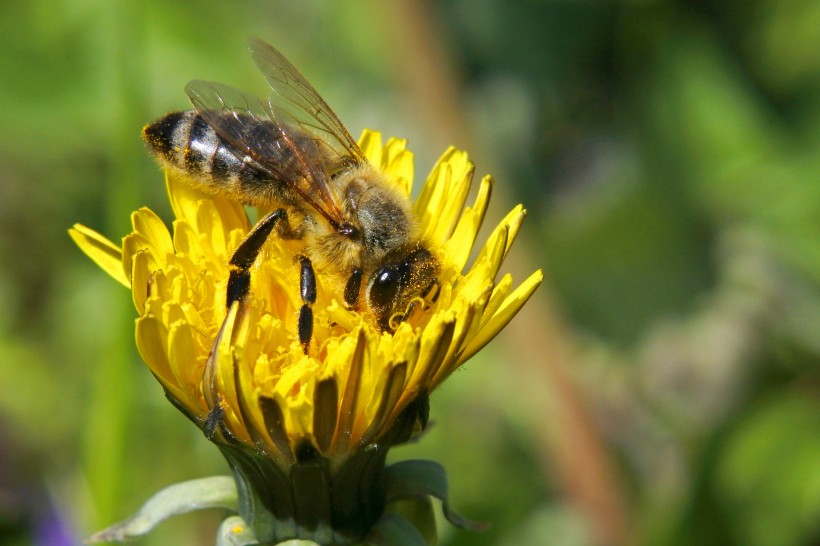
[248, 37, 367, 168]
[185, 79, 350, 231]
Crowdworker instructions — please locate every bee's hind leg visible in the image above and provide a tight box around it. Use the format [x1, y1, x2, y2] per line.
[205, 208, 289, 437]
[226, 208, 288, 308]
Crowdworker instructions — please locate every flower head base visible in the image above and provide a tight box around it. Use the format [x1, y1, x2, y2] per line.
[72, 131, 541, 544]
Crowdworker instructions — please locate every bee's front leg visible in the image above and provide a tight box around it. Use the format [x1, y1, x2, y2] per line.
[226, 208, 288, 308]
[343, 267, 363, 310]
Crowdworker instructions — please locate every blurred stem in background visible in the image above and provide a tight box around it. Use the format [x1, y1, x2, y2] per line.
[379, 2, 631, 545]
[82, 0, 147, 530]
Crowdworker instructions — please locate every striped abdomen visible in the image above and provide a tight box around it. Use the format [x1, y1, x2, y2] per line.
[142, 110, 302, 207]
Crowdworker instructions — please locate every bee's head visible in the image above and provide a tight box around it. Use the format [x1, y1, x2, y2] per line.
[366, 246, 440, 331]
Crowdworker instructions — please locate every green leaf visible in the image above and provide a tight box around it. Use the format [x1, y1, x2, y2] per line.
[385, 459, 489, 532]
[716, 394, 820, 546]
[86, 476, 239, 543]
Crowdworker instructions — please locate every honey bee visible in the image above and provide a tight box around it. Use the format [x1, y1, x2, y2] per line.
[142, 38, 439, 352]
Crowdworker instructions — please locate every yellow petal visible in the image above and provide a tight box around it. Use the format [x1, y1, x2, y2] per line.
[358, 360, 407, 444]
[212, 196, 250, 236]
[69, 225, 129, 288]
[440, 208, 479, 272]
[415, 150, 451, 235]
[498, 205, 526, 259]
[132, 208, 174, 259]
[214, 305, 252, 443]
[326, 300, 358, 332]
[383, 136, 408, 165]
[432, 294, 486, 385]
[408, 313, 455, 392]
[416, 148, 475, 245]
[194, 201, 247, 264]
[282, 391, 313, 445]
[122, 233, 161, 289]
[135, 315, 187, 405]
[130, 251, 153, 314]
[237, 354, 288, 464]
[471, 175, 493, 235]
[471, 205, 526, 284]
[312, 377, 339, 452]
[458, 269, 543, 364]
[358, 129, 383, 165]
[168, 320, 200, 398]
[460, 232, 505, 301]
[166, 170, 208, 227]
[179, 301, 211, 340]
[434, 160, 474, 242]
[172, 220, 205, 262]
[333, 328, 368, 451]
[383, 137, 413, 195]
[481, 273, 513, 324]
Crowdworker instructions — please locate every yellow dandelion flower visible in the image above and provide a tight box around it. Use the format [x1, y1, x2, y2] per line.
[72, 131, 541, 545]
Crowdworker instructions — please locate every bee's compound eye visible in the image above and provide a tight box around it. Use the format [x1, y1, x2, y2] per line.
[368, 265, 402, 309]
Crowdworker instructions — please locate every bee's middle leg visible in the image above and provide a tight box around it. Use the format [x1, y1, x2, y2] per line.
[297, 256, 316, 354]
[297, 263, 362, 354]
[227, 208, 288, 308]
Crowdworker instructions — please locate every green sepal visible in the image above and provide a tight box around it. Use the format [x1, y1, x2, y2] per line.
[363, 512, 429, 546]
[383, 497, 437, 545]
[86, 476, 238, 543]
[384, 460, 488, 532]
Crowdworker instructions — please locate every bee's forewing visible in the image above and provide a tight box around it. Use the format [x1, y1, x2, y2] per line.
[248, 37, 367, 168]
[185, 79, 350, 230]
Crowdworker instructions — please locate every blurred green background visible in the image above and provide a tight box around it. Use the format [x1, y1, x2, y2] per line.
[1, 1, 819, 545]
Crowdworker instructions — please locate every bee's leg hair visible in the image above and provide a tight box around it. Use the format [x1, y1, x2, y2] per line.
[297, 256, 316, 354]
[227, 208, 288, 308]
[344, 267, 363, 309]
